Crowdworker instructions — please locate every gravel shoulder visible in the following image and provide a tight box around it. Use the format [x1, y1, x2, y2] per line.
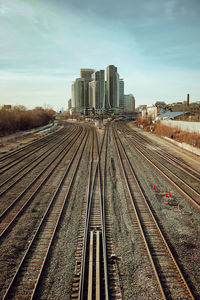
[122, 123, 200, 298]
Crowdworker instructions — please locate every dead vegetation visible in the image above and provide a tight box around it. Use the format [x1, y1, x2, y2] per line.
[0, 106, 55, 136]
[136, 116, 200, 148]
[154, 122, 200, 148]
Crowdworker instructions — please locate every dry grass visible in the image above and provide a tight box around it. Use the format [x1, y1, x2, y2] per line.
[0, 106, 55, 136]
[136, 116, 200, 148]
[154, 122, 200, 148]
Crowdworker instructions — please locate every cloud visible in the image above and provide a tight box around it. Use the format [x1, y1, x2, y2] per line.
[0, 0, 199, 109]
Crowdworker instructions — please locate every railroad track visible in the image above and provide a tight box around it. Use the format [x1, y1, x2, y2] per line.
[0, 125, 68, 174]
[124, 125, 200, 181]
[0, 126, 89, 300]
[112, 125, 194, 299]
[78, 127, 109, 299]
[116, 122, 200, 209]
[0, 125, 78, 196]
[0, 126, 84, 237]
[72, 126, 122, 299]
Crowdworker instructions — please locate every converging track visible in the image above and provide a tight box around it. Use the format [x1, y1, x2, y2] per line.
[112, 124, 194, 299]
[0, 120, 199, 299]
[116, 122, 200, 209]
[0, 126, 83, 237]
[72, 127, 109, 299]
[0, 125, 89, 299]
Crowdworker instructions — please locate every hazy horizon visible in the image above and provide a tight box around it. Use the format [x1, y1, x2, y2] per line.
[0, 0, 200, 111]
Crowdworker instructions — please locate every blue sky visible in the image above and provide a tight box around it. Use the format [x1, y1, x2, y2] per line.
[0, 0, 200, 111]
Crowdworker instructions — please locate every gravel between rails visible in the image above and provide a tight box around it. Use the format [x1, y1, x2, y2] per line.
[120, 124, 200, 298]
[34, 131, 91, 300]
[1, 123, 199, 299]
[105, 132, 161, 299]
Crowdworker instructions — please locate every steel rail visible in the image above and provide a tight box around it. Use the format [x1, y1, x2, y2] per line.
[121, 129, 200, 209]
[1, 128, 89, 300]
[0, 126, 70, 175]
[112, 126, 194, 299]
[78, 128, 97, 300]
[0, 124, 67, 162]
[0, 125, 67, 169]
[0, 126, 78, 195]
[126, 123, 200, 177]
[0, 126, 64, 163]
[0, 127, 84, 237]
[122, 123, 200, 182]
[99, 125, 109, 300]
[78, 127, 109, 299]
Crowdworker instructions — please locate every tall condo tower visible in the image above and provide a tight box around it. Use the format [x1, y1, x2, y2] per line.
[106, 65, 120, 108]
[119, 79, 124, 109]
[80, 68, 95, 108]
[89, 70, 105, 109]
[71, 78, 85, 112]
[124, 94, 135, 112]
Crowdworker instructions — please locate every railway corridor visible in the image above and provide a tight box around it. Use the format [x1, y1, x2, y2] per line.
[0, 121, 199, 299]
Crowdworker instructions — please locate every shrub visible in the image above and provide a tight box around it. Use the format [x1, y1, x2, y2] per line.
[154, 122, 200, 148]
[0, 106, 55, 136]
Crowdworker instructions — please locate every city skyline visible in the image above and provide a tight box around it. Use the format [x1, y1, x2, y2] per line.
[0, 0, 200, 111]
[71, 65, 135, 114]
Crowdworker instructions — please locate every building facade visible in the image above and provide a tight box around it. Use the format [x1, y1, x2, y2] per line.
[142, 105, 157, 120]
[89, 80, 96, 108]
[89, 70, 105, 109]
[68, 99, 72, 110]
[71, 78, 85, 113]
[106, 65, 119, 109]
[71, 65, 133, 114]
[124, 94, 135, 112]
[119, 79, 124, 109]
[80, 68, 95, 108]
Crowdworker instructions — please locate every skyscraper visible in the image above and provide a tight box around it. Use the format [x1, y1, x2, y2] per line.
[71, 78, 85, 112]
[106, 65, 119, 108]
[124, 94, 135, 112]
[89, 80, 96, 108]
[89, 70, 105, 109]
[80, 68, 95, 108]
[119, 79, 124, 109]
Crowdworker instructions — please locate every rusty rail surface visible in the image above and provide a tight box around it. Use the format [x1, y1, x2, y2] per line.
[0, 126, 78, 195]
[116, 122, 200, 209]
[1, 128, 89, 300]
[112, 125, 194, 299]
[0, 125, 68, 173]
[0, 127, 83, 237]
[77, 127, 109, 300]
[122, 122, 200, 181]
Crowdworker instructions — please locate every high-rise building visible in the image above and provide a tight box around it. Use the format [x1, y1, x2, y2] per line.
[71, 78, 85, 112]
[71, 66, 126, 113]
[89, 80, 96, 108]
[106, 65, 119, 108]
[124, 94, 135, 112]
[80, 68, 95, 108]
[119, 79, 124, 109]
[68, 99, 72, 110]
[89, 70, 105, 109]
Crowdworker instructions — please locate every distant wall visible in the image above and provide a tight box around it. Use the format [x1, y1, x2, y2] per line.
[160, 120, 200, 134]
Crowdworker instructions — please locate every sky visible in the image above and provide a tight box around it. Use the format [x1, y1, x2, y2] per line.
[0, 0, 200, 111]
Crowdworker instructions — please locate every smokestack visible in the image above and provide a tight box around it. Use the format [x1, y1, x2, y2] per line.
[187, 94, 190, 107]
